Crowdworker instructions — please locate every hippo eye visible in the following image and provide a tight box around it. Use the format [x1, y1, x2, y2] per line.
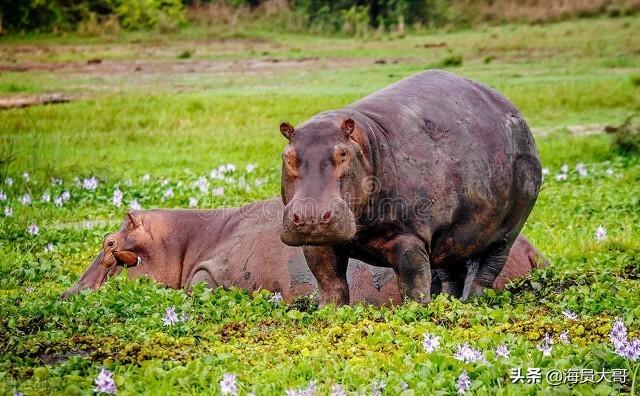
[107, 240, 114, 247]
[340, 149, 348, 158]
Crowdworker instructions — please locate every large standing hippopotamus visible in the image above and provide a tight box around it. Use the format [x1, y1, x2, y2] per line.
[279, 70, 542, 305]
[63, 199, 546, 305]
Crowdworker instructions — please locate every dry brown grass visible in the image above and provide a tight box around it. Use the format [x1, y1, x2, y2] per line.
[186, 0, 289, 27]
[451, 0, 640, 24]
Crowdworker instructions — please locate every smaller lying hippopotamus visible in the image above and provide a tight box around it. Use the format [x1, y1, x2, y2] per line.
[63, 199, 545, 304]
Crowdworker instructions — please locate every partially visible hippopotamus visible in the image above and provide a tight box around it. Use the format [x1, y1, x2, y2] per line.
[63, 199, 545, 305]
[278, 69, 541, 305]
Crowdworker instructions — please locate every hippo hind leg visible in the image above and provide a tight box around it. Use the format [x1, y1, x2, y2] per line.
[433, 266, 466, 298]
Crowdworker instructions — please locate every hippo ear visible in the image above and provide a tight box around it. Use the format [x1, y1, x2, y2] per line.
[340, 118, 355, 138]
[280, 122, 295, 140]
[126, 211, 142, 230]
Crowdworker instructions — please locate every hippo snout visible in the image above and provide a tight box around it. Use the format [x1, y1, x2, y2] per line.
[281, 198, 356, 246]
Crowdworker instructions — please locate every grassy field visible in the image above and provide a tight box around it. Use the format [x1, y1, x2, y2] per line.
[1, 15, 640, 395]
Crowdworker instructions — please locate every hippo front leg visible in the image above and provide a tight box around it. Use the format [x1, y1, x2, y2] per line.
[302, 245, 349, 306]
[381, 235, 431, 304]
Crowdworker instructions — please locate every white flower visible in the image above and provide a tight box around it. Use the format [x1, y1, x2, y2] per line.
[555, 173, 567, 182]
[22, 172, 30, 182]
[541, 168, 550, 176]
[537, 333, 553, 357]
[213, 187, 224, 197]
[84, 221, 94, 229]
[163, 188, 174, 200]
[54, 196, 64, 207]
[4, 206, 12, 217]
[129, 199, 141, 210]
[51, 177, 63, 186]
[188, 197, 198, 208]
[112, 188, 123, 207]
[560, 164, 569, 173]
[19, 193, 32, 205]
[5, 177, 13, 186]
[575, 163, 588, 177]
[559, 330, 570, 344]
[44, 243, 55, 253]
[210, 168, 224, 179]
[82, 176, 98, 190]
[161, 179, 169, 186]
[246, 163, 256, 173]
[422, 333, 440, 353]
[27, 224, 39, 236]
[61, 191, 70, 201]
[454, 343, 486, 363]
[142, 174, 151, 182]
[605, 168, 614, 176]
[594, 225, 607, 242]
[330, 384, 346, 396]
[41, 192, 50, 203]
[225, 163, 236, 172]
[562, 310, 578, 320]
[495, 344, 510, 358]
[219, 373, 238, 396]
[196, 176, 208, 193]
[0, 190, 6, 201]
[371, 380, 385, 396]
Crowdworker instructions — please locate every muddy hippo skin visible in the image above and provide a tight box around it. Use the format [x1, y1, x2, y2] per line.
[63, 199, 545, 305]
[279, 70, 542, 305]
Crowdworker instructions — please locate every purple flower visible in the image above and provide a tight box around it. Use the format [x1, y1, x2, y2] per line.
[82, 176, 98, 190]
[54, 196, 64, 207]
[94, 369, 117, 394]
[163, 188, 174, 200]
[188, 197, 198, 208]
[610, 318, 628, 348]
[27, 224, 39, 236]
[41, 192, 50, 203]
[495, 344, 510, 358]
[594, 225, 607, 242]
[112, 188, 123, 207]
[286, 381, 317, 396]
[163, 306, 180, 326]
[537, 333, 553, 357]
[560, 164, 569, 173]
[3, 206, 12, 217]
[624, 339, 640, 361]
[456, 370, 471, 394]
[5, 177, 13, 186]
[0, 190, 6, 201]
[454, 343, 486, 363]
[220, 373, 238, 395]
[271, 291, 283, 304]
[555, 173, 567, 182]
[422, 333, 440, 353]
[559, 331, 570, 344]
[61, 191, 70, 201]
[213, 187, 224, 197]
[246, 163, 256, 173]
[13, 390, 24, 396]
[44, 243, 55, 253]
[19, 193, 31, 205]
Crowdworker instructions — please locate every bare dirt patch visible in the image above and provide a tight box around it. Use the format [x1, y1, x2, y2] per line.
[0, 93, 70, 110]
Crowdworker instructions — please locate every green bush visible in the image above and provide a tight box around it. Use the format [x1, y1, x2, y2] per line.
[0, 0, 185, 33]
[609, 114, 640, 156]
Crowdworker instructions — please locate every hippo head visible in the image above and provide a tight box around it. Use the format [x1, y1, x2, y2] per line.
[279, 116, 373, 246]
[61, 211, 148, 298]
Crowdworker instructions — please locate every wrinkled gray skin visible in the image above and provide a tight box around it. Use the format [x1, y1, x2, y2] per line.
[279, 70, 542, 305]
[63, 199, 545, 305]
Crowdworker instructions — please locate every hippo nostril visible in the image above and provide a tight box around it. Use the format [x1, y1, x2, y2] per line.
[292, 213, 303, 226]
[321, 211, 332, 222]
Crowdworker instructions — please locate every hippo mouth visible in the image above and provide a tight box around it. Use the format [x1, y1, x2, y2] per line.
[280, 212, 357, 246]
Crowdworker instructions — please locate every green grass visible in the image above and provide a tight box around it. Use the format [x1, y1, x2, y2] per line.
[1, 16, 640, 395]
